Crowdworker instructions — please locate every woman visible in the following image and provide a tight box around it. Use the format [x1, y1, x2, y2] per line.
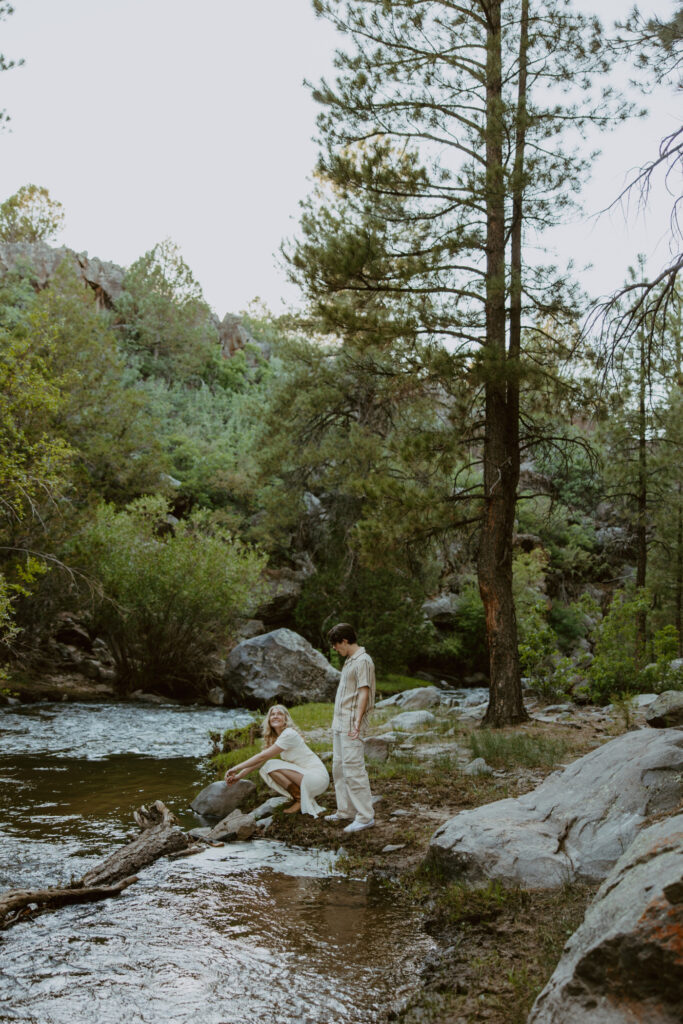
[224, 705, 329, 817]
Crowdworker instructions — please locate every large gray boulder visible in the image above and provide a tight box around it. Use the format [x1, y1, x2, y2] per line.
[428, 728, 683, 888]
[189, 779, 255, 819]
[391, 710, 437, 731]
[223, 628, 340, 707]
[529, 813, 683, 1024]
[646, 690, 683, 728]
[398, 686, 442, 710]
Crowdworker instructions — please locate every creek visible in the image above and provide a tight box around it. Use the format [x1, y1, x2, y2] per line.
[0, 701, 432, 1024]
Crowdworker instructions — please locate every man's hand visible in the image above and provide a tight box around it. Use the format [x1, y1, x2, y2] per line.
[347, 723, 361, 740]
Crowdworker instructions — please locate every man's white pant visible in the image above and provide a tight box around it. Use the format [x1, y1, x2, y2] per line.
[332, 732, 374, 823]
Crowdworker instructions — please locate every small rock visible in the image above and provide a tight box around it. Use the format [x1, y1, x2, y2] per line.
[252, 796, 289, 820]
[206, 686, 225, 707]
[391, 809, 410, 817]
[207, 809, 257, 841]
[391, 710, 437, 731]
[463, 757, 493, 776]
[257, 816, 274, 830]
[382, 844, 406, 853]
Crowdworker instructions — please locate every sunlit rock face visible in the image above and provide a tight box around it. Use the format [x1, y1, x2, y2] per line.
[528, 812, 683, 1024]
[428, 728, 683, 888]
[0, 241, 125, 307]
[223, 628, 340, 708]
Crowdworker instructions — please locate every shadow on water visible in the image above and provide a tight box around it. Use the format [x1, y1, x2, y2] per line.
[0, 704, 433, 1024]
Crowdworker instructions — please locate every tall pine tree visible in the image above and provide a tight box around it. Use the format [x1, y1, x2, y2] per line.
[288, 0, 628, 725]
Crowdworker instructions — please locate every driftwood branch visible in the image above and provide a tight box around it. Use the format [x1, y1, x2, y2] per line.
[0, 800, 190, 930]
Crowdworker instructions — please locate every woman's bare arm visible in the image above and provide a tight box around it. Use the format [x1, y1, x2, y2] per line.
[224, 742, 283, 783]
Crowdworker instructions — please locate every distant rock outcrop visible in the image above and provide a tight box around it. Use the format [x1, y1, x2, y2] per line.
[0, 241, 125, 307]
[0, 241, 266, 361]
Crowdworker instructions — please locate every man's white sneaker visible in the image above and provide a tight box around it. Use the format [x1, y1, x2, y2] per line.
[324, 812, 351, 822]
[343, 819, 375, 833]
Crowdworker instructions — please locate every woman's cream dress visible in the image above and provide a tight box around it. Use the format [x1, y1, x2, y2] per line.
[259, 726, 329, 817]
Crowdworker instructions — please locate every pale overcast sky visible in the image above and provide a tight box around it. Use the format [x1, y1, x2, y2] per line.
[1, 0, 679, 319]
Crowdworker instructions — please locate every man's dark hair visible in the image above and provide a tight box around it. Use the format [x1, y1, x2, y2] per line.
[327, 622, 357, 645]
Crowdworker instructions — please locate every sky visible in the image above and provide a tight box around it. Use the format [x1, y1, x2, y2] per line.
[1, 0, 680, 320]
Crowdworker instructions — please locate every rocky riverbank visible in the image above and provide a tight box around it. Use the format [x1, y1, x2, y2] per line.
[197, 687, 682, 1023]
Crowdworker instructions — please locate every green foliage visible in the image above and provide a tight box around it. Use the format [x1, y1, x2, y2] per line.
[639, 625, 683, 692]
[0, 184, 64, 242]
[427, 581, 488, 674]
[74, 496, 267, 697]
[0, 309, 72, 526]
[469, 730, 568, 770]
[115, 239, 220, 383]
[296, 560, 435, 675]
[25, 264, 166, 503]
[513, 550, 555, 680]
[586, 588, 651, 702]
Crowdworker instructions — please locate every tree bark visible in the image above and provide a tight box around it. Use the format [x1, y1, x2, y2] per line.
[635, 328, 648, 666]
[479, 0, 527, 727]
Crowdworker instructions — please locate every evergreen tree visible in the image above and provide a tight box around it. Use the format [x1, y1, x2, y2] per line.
[288, 0, 628, 725]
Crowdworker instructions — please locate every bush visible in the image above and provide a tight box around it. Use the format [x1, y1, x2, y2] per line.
[585, 588, 650, 703]
[75, 495, 266, 697]
[427, 580, 488, 674]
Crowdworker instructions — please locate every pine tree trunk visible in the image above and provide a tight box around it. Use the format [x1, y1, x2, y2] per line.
[635, 330, 648, 667]
[676, 483, 683, 655]
[479, 0, 527, 727]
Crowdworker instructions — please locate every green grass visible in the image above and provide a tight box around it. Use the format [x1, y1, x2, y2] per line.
[289, 702, 334, 730]
[469, 730, 568, 769]
[376, 673, 432, 698]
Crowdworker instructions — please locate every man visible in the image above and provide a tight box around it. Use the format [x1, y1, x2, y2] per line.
[325, 622, 376, 833]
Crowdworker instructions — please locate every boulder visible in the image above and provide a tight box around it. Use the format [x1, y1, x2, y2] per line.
[189, 779, 255, 819]
[646, 690, 683, 728]
[363, 735, 396, 762]
[251, 796, 289, 820]
[529, 813, 683, 1024]
[223, 628, 340, 707]
[206, 809, 257, 842]
[399, 686, 442, 710]
[422, 592, 460, 625]
[428, 728, 683, 888]
[391, 710, 437, 731]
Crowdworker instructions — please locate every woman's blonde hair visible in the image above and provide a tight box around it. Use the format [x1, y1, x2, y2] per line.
[262, 704, 300, 747]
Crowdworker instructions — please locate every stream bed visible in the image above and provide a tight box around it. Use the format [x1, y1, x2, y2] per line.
[0, 702, 432, 1024]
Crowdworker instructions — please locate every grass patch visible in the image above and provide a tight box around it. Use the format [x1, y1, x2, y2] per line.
[376, 673, 431, 698]
[289, 702, 334, 731]
[470, 729, 568, 769]
[213, 741, 261, 774]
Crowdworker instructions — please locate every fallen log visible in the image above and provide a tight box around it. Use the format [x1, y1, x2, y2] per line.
[0, 800, 190, 930]
[0, 876, 138, 928]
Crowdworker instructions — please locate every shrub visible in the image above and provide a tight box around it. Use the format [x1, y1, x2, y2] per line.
[586, 588, 650, 703]
[76, 495, 266, 697]
[428, 579, 488, 673]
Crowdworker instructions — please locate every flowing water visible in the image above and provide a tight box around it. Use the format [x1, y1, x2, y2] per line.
[0, 702, 432, 1024]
